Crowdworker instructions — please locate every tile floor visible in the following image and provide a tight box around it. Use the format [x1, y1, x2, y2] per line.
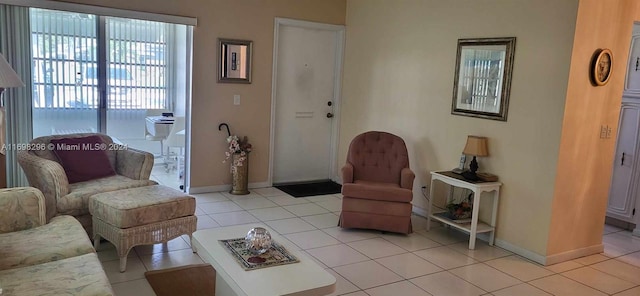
[149, 160, 184, 191]
[102, 186, 640, 296]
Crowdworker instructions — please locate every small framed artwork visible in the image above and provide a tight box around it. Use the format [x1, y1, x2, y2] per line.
[451, 37, 516, 121]
[218, 38, 253, 83]
[590, 48, 612, 86]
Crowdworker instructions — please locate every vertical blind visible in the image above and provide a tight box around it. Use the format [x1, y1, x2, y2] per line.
[0, 4, 32, 187]
[30, 9, 96, 109]
[107, 16, 174, 111]
[30, 8, 176, 112]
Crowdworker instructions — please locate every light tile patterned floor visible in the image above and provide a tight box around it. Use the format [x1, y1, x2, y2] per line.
[149, 162, 183, 191]
[102, 186, 640, 296]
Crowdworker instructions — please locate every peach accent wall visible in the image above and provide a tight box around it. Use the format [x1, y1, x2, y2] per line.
[341, 0, 578, 257]
[49, 0, 347, 188]
[547, 0, 640, 257]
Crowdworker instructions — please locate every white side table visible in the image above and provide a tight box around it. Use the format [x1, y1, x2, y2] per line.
[427, 171, 502, 249]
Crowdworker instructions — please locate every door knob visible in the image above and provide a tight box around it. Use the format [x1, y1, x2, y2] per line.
[326, 112, 334, 118]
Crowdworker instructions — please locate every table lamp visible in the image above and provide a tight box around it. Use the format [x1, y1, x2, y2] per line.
[0, 53, 25, 155]
[462, 135, 488, 181]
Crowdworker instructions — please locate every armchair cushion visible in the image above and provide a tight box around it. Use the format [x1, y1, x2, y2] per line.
[50, 135, 116, 183]
[342, 180, 413, 202]
[0, 253, 114, 296]
[58, 175, 157, 216]
[0, 187, 46, 234]
[0, 215, 94, 270]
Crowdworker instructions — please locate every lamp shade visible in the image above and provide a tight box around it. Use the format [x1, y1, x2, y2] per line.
[0, 53, 24, 88]
[463, 135, 489, 157]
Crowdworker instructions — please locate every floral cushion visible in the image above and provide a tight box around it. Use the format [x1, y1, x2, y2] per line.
[0, 215, 94, 270]
[0, 253, 114, 296]
[0, 187, 45, 234]
[89, 185, 195, 228]
[57, 175, 157, 216]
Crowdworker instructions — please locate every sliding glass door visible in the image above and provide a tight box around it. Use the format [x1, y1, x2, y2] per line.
[31, 9, 99, 135]
[30, 8, 191, 145]
[29, 8, 191, 189]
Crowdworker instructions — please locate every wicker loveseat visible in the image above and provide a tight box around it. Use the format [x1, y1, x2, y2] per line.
[18, 133, 156, 233]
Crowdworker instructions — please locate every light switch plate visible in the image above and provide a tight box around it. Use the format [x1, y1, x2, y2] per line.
[233, 95, 240, 105]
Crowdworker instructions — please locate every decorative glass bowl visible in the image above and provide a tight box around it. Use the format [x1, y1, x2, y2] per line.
[245, 227, 272, 255]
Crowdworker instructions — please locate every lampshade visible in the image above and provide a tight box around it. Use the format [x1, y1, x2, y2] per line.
[463, 135, 489, 157]
[0, 53, 24, 88]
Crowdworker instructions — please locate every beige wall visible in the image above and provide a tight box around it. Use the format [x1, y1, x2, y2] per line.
[51, 0, 347, 188]
[341, 0, 578, 257]
[40, 0, 636, 263]
[547, 0, 640, 258]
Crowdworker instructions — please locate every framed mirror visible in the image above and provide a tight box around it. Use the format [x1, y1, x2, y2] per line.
[451, 37, 516, 121]
[218, 38, 253, 83]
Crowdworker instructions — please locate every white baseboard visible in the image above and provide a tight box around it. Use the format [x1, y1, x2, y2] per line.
[412, 205, 428, 217]
[188, 181, 271, 194]
[412, 205, 548, 265]
[413, 208, 601, 266]
[544, 244, 604, 266]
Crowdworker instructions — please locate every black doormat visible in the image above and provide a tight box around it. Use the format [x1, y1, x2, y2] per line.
[275, 181, 342, 198]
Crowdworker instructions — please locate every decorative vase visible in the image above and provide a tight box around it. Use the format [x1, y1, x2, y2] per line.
[245, 227, 272, 255]
[230, 153, 249, 195]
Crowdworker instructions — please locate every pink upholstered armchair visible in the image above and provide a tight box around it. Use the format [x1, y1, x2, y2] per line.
[339, 131, 415, 234]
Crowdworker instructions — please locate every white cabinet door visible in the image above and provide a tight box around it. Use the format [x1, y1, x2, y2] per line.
[607, 104, 640, 222]
[626, 36, 640, 93]
[625, 25, 640, 95]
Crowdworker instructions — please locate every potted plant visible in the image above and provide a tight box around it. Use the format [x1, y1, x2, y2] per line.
[445, 193, 473, 220]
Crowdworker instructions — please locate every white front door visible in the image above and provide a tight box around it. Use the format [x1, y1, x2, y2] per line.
[271, 19, 344, 184]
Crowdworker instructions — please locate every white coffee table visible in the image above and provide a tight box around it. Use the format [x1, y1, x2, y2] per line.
[192, 224, 336, 296]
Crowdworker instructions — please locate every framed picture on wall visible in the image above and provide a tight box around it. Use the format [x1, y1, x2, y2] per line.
[451, 37, 516, 121]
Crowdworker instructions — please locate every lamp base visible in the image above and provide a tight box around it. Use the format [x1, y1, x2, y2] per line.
[462, 171, 479, 181]
[463, 156, 480, 181]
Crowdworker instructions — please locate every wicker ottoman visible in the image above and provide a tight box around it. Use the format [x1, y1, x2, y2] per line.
[89, 185, 197, 272]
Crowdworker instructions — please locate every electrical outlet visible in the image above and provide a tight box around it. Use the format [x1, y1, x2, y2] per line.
[600, 125, 612, 139]
[233, 95, 240, 105]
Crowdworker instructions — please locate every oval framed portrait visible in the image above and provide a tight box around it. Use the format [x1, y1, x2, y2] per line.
[591, 48, 613, 86]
